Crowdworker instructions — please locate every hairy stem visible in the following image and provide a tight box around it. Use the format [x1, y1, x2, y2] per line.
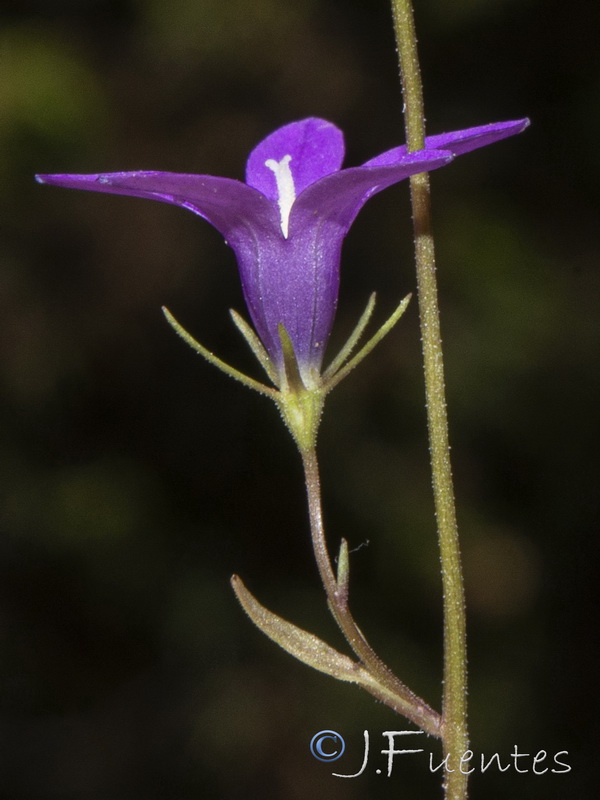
[391, 1, 468, 798]
[301, 446, 441, 737]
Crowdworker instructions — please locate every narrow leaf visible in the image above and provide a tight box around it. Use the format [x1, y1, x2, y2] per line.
[232, 574, 442, 735]
[231, 575, 367, 683]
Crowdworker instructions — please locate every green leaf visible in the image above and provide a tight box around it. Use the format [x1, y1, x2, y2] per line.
[231, 575, 368, 683]
[232, 574, 442, 735]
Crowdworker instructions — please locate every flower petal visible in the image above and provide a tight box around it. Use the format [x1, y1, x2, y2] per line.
[250, 149, 450, 380]
[235, 231, 340, 384]
[36, 171, 290, 372]
[35, 171, 281, 244]
[288, 148, 453, 237]
[245, 118, 345, 203]
[363, 118, 530, 167]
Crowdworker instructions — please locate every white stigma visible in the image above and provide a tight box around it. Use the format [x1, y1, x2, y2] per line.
[265, 154, 295, 238]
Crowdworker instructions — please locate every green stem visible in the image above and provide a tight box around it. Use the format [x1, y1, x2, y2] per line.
[391, 2, 468, 798]
[301, 446, 441, 737]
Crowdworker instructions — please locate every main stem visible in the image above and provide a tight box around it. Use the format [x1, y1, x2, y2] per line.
[391, 2, 468, 798]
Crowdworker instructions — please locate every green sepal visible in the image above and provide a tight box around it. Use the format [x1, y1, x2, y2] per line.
[164, 293, 411, 455]
[278, 324, 305, 394]
[229, 309, 280, 387]
[162, 307, 276, 398]
[324, 294, 412, 392]
[323, 293, 376, 381]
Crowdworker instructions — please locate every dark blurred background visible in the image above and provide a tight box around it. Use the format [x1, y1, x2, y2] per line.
[1, 0, 598, 798]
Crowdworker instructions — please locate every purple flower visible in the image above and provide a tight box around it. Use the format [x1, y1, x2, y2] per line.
[36, 117, 528, 389]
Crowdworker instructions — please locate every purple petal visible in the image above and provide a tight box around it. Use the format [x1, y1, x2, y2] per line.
[36, 171, 291, 371]
[288, 148, 453, 237]
[36, 170, 317, 377]
[251, 148, 451, 377]
[264, 228, 342, 380]
[35, 171, 281, 245]
[363, 118, 530, 167]
[245, 118, 345, 202]
[233, 235, 323, 379]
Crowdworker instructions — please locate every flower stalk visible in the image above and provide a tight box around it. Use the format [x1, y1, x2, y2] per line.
[300, 445, 442, 735]
[392, 1, 469, 798]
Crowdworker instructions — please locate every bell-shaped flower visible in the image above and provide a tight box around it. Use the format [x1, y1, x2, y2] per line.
[37, 116, 528, 449]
